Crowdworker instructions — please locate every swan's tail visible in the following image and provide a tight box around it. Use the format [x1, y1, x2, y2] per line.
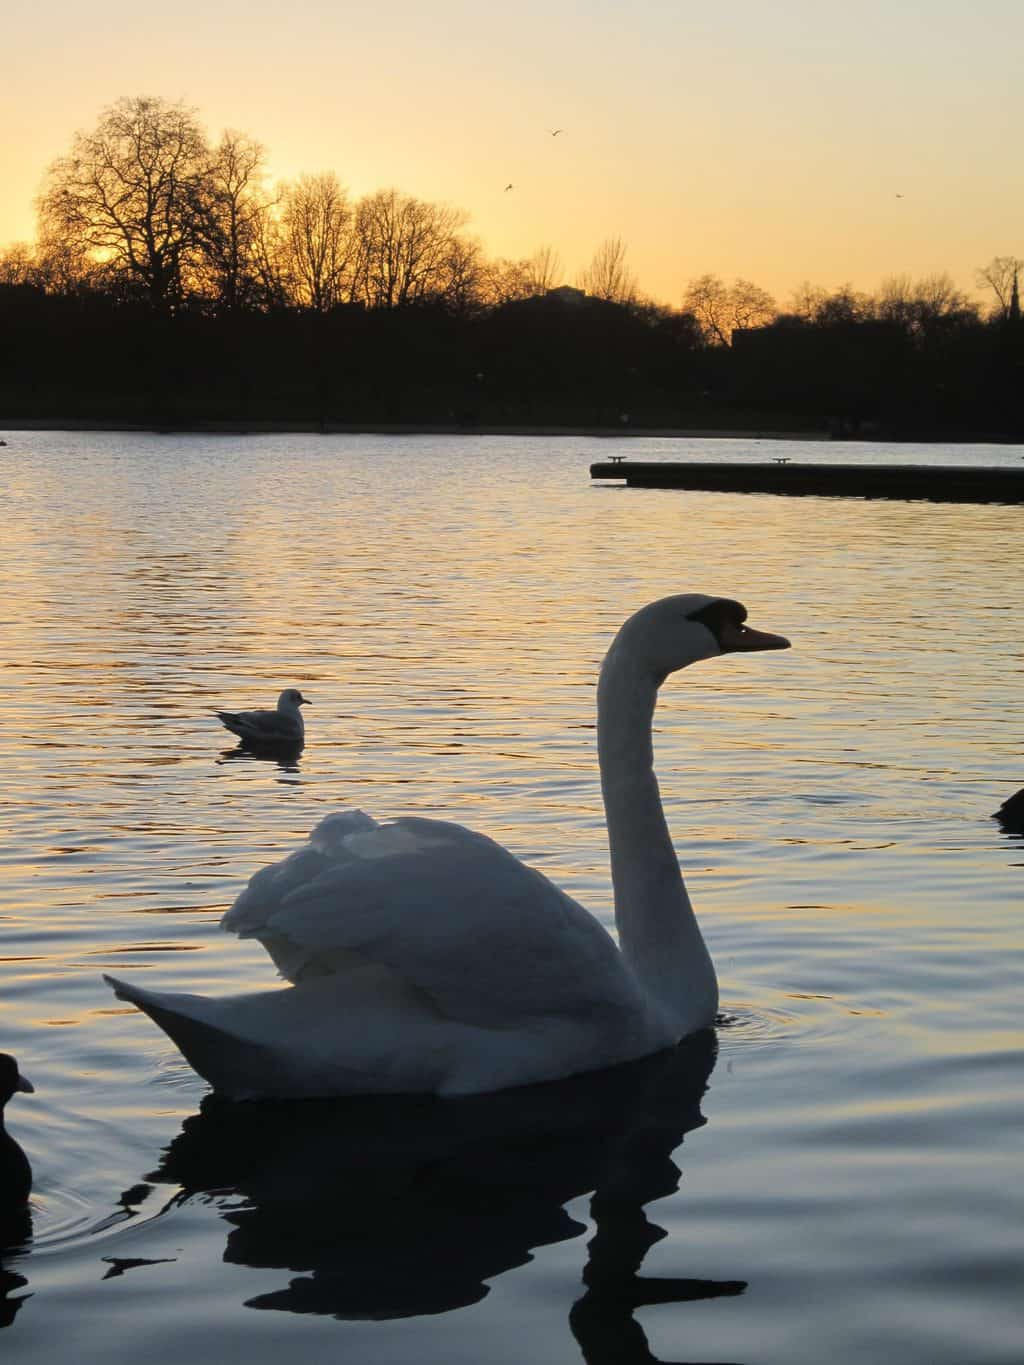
[103, 974, 276, 1098]
[104, 973, 145, 1006]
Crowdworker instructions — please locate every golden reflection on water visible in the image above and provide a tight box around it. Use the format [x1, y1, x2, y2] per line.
[0, 433, 1022, 1362]
[1, 439, 1020, 936]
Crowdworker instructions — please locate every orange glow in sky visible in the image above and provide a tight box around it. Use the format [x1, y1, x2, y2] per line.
[2, 0, 1021, 308]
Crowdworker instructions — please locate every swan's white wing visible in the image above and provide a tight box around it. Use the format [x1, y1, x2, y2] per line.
[222, 811, 640, 1029]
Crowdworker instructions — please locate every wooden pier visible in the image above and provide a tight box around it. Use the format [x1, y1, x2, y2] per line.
[589, 461, 1024, 504]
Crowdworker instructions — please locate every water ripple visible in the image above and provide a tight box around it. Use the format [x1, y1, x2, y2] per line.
[1, 432, 1021, 1365]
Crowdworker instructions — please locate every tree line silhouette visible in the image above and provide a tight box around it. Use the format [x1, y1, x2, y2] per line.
[1, 95, 1020, 437]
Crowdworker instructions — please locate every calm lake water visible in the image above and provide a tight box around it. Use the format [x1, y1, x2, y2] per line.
[0, 431, 1021, 1363]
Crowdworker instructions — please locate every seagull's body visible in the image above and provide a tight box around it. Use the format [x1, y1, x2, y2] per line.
[215, 688, 308, 748]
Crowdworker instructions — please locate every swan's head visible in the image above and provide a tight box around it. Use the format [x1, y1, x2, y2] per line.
[613, 594, 790, 686]
[278, 688, 310, 710]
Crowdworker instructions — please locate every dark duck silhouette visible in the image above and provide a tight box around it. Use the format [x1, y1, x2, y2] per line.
[0, 1056, 33, 1212]
[993, 787, 1024, 833]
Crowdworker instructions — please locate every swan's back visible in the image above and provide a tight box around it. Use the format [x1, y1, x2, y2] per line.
[222, 811, 648, 1031]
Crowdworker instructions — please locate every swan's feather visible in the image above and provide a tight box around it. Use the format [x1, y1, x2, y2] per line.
[222, 811, 644, 1029]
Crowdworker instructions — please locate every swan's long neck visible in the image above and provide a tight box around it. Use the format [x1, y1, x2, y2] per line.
[597, 644, 717, 1031]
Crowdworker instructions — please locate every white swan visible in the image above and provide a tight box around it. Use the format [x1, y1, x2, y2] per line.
[107, 595, 789, 1099]
[215, 688, 308, 747]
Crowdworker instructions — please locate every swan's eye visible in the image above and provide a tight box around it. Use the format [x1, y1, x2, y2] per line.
[687, 600, 747, 643]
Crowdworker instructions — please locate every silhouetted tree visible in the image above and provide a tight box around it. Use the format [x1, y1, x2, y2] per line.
[353, 189, 469, 308]
[728, 277, 776, 331]
[524, 245, 563, 294]
[432, 234, 487, 315]
[247, 205, 290, 310]
[682, 274, 730, 345]
[477, 245, 564, 307]
[777, 283, 876, 329]
[785, 280, 828, 321]
[0, 244, 38, 287]
[478, 256, 533, 306]
[24, 224, 101, 296]
[578, 237, 637, 304]
[813, 284, 874, 327]
[37, 96, 209, 312]
[276, 173, 356, 312]
[877, 273, 977, 339]
[976, 256, 1023, 320]
[196, 130, 275, 312]
[683, 274, 776, 344]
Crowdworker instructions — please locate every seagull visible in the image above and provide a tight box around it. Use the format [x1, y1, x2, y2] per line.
[214, 688, 309, 748]
[504, 183, 514, 192]
[548, 128, 564, 137]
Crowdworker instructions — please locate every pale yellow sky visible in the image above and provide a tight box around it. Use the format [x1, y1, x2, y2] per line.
[2, 0, 1020, 308]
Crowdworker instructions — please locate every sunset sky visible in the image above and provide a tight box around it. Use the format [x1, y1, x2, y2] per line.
[2, 0, 1020, 309]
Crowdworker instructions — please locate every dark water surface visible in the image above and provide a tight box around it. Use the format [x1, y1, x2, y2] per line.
[0, 432, 1021, 1363]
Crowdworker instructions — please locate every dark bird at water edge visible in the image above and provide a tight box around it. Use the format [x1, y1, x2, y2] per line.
[0, 1055, 33, 1211]
[993, 787, 1024, 833]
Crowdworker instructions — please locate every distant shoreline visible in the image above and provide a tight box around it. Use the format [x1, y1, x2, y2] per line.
[2, 419, 1021, 444]
[0, 418, 830, 440]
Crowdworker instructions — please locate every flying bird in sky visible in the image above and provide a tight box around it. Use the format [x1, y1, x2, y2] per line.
[549, 128, 564, 137]
[504, 183, 514, 191]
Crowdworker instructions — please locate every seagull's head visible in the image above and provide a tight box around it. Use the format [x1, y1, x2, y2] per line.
[278, 688, 310, 710]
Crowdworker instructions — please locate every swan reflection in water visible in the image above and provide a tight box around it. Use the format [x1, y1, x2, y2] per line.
[144, 1032, 745, 1362]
